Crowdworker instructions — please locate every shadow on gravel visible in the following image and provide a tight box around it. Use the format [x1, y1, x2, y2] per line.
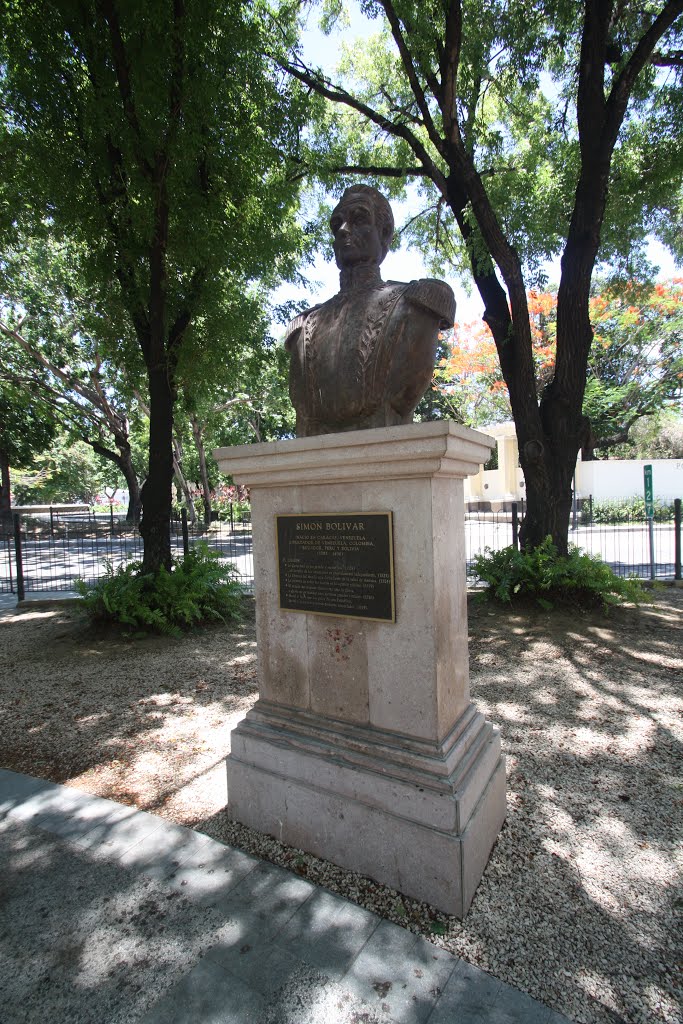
[465, 588, 682, 1023]
[0, 602, 259, 811]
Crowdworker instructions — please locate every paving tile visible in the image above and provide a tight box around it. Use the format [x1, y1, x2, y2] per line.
[484, 980, 554, 1023]
[0, 774, 66, 825]
[209, 939, 320, 999]
[0, 768, 54, 801]
[341, 919, 455, 1024]
[206, 867, 318, 977]
[273, 885, 381, 979]
[119, 820, 209, 871]
[136, 829, 227, 882]
[261, 958, 368, 1024]
[426, 959, 502, 1023]
[229, 859, 318, 905]
[163, 842, 260, 905]
[410, 935, 459, 978]
[139, 953, 267, 1024]
[75, 806, 165, 860]
[220, 860, 318, 936]
[32, 791, 137, 841]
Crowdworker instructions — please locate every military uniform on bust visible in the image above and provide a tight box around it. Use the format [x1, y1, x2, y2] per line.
[285, 185, 456, 438]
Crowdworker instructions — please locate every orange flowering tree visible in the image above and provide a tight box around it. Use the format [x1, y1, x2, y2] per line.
[434, 289, 558, 427]
[434, 280, 683, 456]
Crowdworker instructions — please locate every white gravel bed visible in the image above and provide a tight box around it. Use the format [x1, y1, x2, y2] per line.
[1, 590, 681, 1024]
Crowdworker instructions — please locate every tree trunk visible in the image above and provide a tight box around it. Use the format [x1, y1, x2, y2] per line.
[519, 441, 576, 556]
[140, 364, 174, 573]
[0, 448, 13, 540]
[121, 454, 142, 525]
[89, 437, 142, 525]
[190, 414, 212, 528]
[172, 435, 197, 526]
[443, 174, 576, 552]
[0, 449, 11, 514]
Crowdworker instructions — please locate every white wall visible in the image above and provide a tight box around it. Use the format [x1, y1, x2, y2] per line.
[575, 458, 683, 501]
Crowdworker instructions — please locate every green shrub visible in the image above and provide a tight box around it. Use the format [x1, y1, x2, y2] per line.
[468, 537, 646, 610]
[75, 543, 244, 635]
[582, 496, 674, 524]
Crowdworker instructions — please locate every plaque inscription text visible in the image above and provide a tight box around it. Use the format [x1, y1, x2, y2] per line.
[276, 512, 395, 622]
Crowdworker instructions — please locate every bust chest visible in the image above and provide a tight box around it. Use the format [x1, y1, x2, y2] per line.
[291, 284, 407, 426]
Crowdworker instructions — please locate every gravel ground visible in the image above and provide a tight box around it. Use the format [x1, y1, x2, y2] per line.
[1, 590, 681, 1024]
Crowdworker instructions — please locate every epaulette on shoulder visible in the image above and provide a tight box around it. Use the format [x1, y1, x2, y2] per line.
[284, 306, 320, 349]
[403, 279, 456, 326]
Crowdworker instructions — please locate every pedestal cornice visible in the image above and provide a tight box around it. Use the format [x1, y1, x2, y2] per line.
[214, 420, 494, 488]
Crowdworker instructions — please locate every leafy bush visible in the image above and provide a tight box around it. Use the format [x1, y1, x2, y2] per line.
[76, 543, 244, 635]
[583, 496, 675, 524]
[469, 537, 646, 610]
[212, 495, 251, 523]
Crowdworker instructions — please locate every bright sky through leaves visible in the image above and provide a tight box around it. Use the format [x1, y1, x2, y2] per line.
[272, 4, 681, 336]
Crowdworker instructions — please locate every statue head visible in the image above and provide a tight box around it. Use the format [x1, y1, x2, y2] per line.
[330, 185, 394, 270]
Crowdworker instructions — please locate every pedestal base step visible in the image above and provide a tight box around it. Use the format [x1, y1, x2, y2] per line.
[226, 715, 506, 917]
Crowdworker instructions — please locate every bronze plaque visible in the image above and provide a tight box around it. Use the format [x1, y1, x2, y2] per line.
[276, 512, 395, 622]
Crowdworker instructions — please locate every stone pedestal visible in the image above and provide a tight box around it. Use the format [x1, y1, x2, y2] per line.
[214, 421, 506, 917]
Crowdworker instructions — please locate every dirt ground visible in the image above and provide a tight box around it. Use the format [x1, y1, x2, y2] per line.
[1, 589, 681, 1024]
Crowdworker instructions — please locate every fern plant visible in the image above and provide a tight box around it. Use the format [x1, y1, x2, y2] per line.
[76, 543, 244, 635]
[469, 537, 647, 611]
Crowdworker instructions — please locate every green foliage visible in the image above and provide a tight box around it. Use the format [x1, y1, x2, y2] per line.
[584, 280, 683, 452]
[12, 434, 119, 505]
[0, 0, 309, 570]
[0, 328, 56, 478]
[286, 2, 683, 553]
[75, 544, 244, 636]
[469, 538, 646, 611]
[212, 495, 251, 522]
[609, 411, 683, 460]
[585, 497, 676, 525]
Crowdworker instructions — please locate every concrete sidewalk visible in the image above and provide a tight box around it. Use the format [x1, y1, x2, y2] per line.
[0, 769, 572, 1024]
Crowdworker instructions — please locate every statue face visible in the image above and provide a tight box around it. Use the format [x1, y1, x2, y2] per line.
[331, 198, 384, 269]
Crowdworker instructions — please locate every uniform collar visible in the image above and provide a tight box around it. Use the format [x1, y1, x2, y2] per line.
[338, 264, 383, 292]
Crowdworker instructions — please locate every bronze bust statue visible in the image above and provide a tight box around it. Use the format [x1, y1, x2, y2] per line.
[285, 185, 456, 437]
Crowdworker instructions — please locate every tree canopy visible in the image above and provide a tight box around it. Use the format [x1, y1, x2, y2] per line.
[282, 0, 683, 551]
[0, 0, 308, 570]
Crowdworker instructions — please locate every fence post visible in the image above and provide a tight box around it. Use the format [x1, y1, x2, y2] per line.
[13, 513, 25, 602]
[110, 504, 115, 537]
[49, 505, 55, 539]
[229, 502, 234, 531]
[511, 502, 519, 551]
[181, 508, 190, 558]
[675, 498, 682, 582]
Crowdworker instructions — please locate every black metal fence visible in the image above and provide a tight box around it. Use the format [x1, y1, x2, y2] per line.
[0, 506, 253, 598]
[464, 498, 682, 581]
[1, 497, 681, 601]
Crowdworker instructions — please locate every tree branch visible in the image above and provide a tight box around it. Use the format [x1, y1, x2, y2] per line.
[651, 47, 683, 65]
[97, 0, 154, 179]
[605, 1, 683, 153]
[331, 163, 428, 177]
[378, 0, 446, 157]
[440, 0, 463, 143]
[279, 57, 449, 195]
[168, 265, 207, 355]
